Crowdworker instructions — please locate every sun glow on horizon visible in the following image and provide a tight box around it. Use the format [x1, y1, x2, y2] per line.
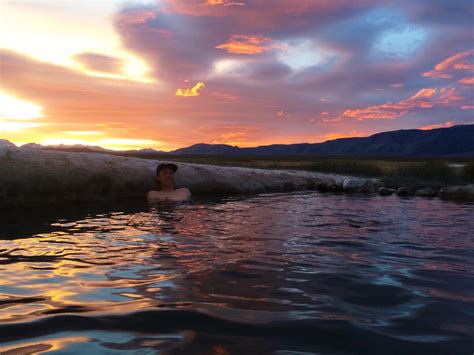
[0, 92, 43, 131]
[0, 1, 154, 83]
[0, 92, 43, 120]
[39, 137, 167, 151]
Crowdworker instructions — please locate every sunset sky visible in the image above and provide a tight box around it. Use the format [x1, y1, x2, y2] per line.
[0, 0, 473, 151]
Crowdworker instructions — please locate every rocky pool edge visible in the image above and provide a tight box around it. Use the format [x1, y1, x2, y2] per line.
[1, 141, 473, 207]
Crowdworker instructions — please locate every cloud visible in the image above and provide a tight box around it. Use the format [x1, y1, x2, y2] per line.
[62, 131, 103, 135]
[196, 124, 263, 146]
[41, 137, 162, 150]
[423, 50, 474, 79]
[2, 1, 473, 150]
[203, 0, 245, 7]
[176, 82, 206, 96]
[0, 91, 43, 120]
[216, 34, 283, 54]
[458, 76, 474, 85]
[74, 53, 124, 73]
[115, 8, 157, 25]
[342, 87, 466, 120]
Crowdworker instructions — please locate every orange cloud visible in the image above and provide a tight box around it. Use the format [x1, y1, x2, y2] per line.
[216, 35, 283, 54]
[203, 0, 245, 6]
[342, 87, 465, 121]
[419, 121, 455, 130]
[196, 124, 263, 146]
[211, 131, 249, 145]
[423, 50, 474, 79]
[176, 82, 206, 96]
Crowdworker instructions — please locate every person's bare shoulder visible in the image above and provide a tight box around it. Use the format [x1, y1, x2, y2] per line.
[178, 187, 191, 197]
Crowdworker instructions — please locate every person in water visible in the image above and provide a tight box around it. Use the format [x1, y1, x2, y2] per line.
[147, 162, 192, 203]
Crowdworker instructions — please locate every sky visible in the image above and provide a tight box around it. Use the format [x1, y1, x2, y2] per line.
[0, 0, 473, 151]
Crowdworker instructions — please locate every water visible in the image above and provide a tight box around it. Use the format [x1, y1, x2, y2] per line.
[0, 192, 473, 354]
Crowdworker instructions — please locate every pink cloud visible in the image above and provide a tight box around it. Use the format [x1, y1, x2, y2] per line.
[458, 76, 474, 85]
[203, 0, 245, 7]
[159, 0, 377, 30]
[196, 124, 264, 146]
[116, 8, 157, 25]
[74, 53, 123, 73]
[341, 87, 466, 121]
[423, 50, 474, 79]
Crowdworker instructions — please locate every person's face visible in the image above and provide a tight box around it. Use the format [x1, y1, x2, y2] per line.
[156, 168, 175, 187]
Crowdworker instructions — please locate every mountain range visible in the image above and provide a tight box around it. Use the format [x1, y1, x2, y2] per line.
[14, 125, 474, 157]
[170, 125, 474, 156]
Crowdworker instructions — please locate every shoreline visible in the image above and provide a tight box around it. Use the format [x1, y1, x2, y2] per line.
[1, 141, 473, 207]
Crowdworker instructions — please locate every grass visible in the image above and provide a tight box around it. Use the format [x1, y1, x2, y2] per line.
[120, 153, 474, 189]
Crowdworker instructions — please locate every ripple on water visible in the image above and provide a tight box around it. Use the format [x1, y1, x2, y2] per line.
[0, 192, 473, 353]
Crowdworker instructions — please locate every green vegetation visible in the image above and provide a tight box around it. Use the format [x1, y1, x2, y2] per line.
[123, 153, 474, 189]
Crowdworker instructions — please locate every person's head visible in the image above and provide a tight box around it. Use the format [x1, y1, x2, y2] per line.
[155, 162, 178, 191]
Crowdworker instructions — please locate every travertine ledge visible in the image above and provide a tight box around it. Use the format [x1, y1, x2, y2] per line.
[0, 141, 379, 207]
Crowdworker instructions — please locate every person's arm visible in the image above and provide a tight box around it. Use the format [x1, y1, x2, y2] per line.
[147, 190, 162, 203]
[183, 188, 192, 198]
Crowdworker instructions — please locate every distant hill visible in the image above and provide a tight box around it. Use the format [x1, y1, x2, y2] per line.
[170, 125, 474, 156]
[11, 125, 474, 157]
[171, 143, 242, 155]
[20, 143, 167, 155]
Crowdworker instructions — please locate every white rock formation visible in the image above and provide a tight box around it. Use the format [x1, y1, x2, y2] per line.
[0, 139, 17, 149]
[0, 139, 368, 206]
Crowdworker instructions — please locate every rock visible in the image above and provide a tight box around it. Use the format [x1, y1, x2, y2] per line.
[316, 178, 339, 191]
[438, 185, 474, 199]
[342, 177, 366, 190]
[0, 139, 17, 159]
[378, 187, 393, 196]
[438, 185, 464, 198]
[415, 187, 437, 197]
[342, 177, 376, 193]
[0, 147, 362, 207]
[396, 186, 413, 196]
[0, 139, 17, 148]
[20, 143, 44, 149]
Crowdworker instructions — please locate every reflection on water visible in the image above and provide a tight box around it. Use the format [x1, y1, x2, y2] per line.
[0, 192, 473, 353]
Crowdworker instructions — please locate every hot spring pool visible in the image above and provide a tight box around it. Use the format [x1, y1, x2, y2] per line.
[0, 191, 473, 353]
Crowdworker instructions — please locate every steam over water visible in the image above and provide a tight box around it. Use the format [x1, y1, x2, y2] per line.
[0, 192, 473, 353]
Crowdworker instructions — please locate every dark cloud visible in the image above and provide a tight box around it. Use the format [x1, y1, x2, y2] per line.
[393, 0, 474, 27]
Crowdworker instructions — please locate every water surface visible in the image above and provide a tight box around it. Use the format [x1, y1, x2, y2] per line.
[0, 192, 473, 354]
